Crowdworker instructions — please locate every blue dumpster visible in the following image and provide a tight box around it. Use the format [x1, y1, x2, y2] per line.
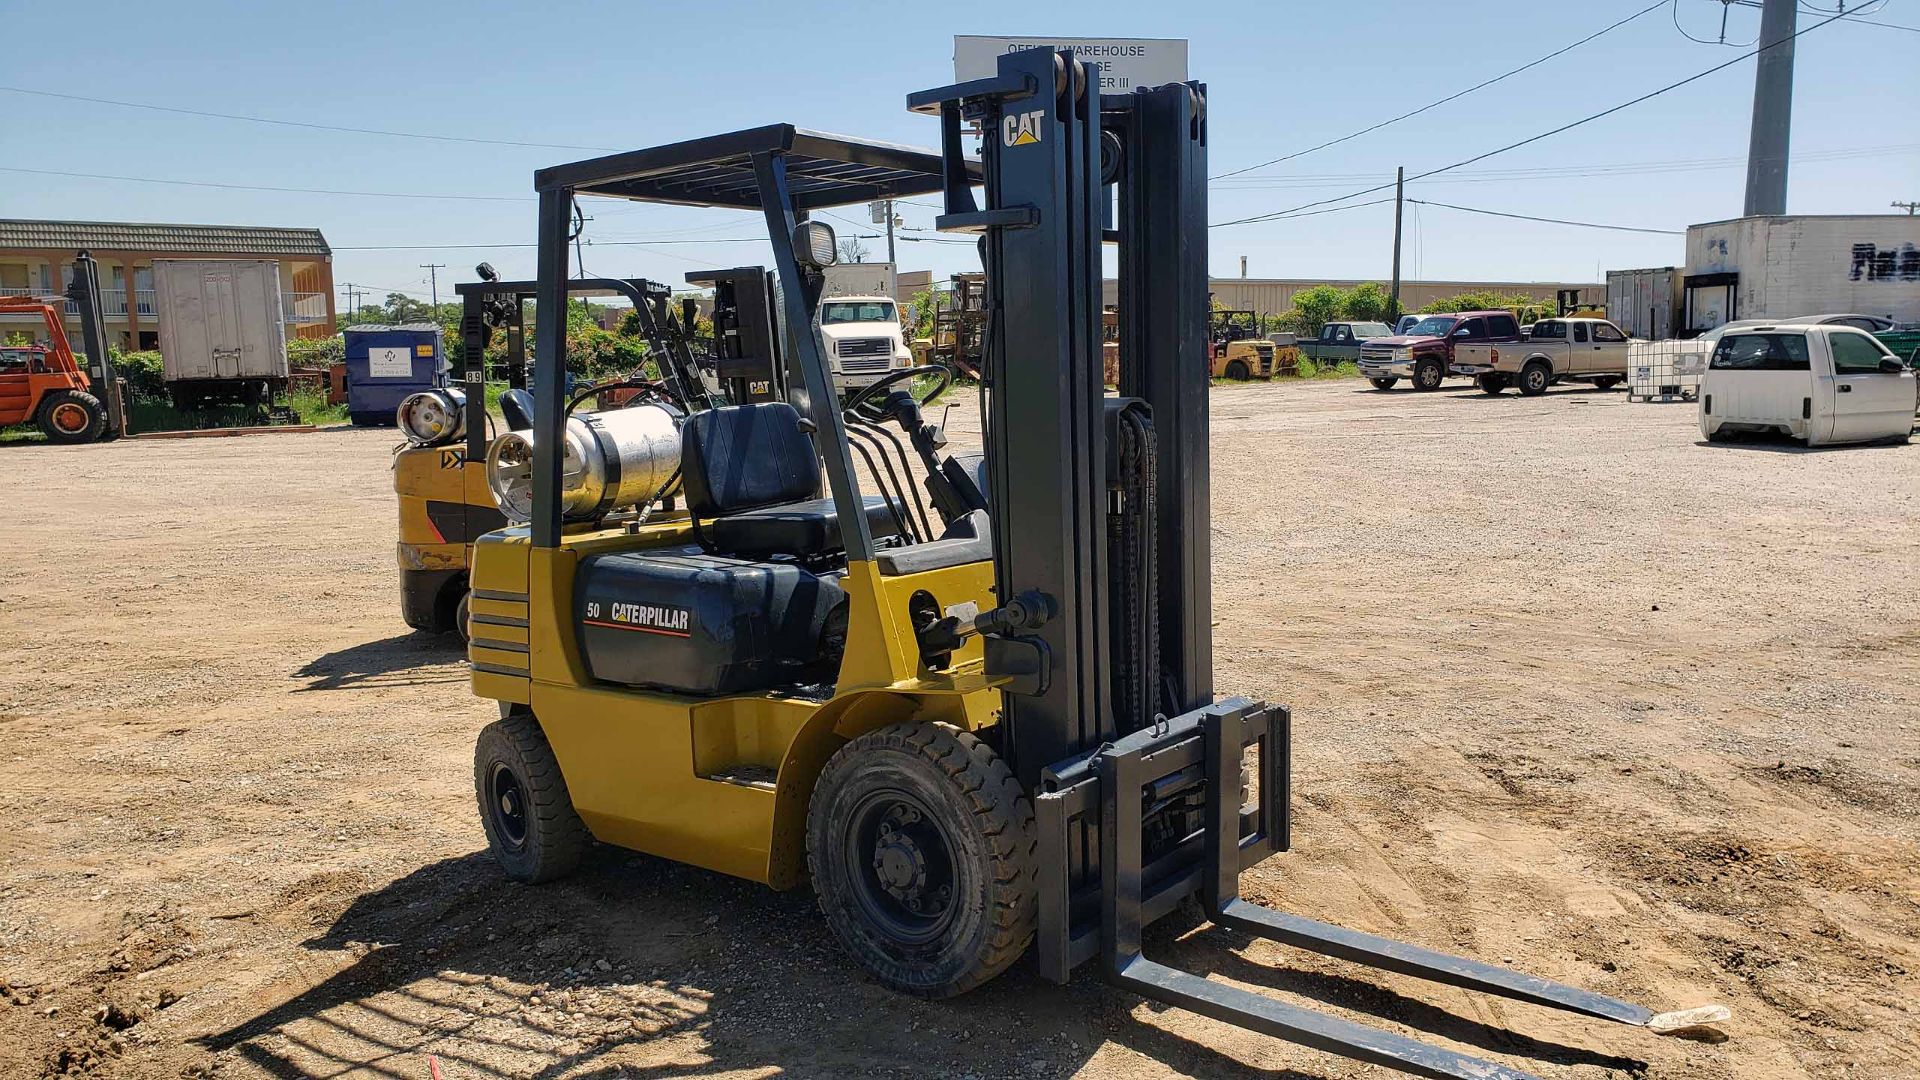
[343, 324, 446, 426]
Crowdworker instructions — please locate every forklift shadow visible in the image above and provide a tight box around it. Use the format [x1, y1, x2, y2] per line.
[1694, 431, 1912, 454]
[1146, 915, 1647, 1075]
[195, 849, 1355, 1080]
[295, 632, 469, 692]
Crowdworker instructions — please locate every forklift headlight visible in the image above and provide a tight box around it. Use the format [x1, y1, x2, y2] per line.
[397, 388, 467, 447]
[793, 221, 838, 270]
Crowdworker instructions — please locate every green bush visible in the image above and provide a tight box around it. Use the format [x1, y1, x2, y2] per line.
[111, 349, 168, 403]
[288, 336, 344, 368]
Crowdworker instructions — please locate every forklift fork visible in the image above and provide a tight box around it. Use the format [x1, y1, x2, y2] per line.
[1036, 700, 1728, 1080]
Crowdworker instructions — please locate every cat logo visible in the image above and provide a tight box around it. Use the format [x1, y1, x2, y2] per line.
[1003, 110, 1044, 147]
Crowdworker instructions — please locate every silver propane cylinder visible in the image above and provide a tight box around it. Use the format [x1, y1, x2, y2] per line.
[486, 403, 683, 523]
[396, 388, 466, 447]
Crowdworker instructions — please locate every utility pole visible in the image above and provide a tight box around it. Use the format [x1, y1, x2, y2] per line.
[885, 199, 897, 265]
[341, 282, 366, 319]
[1894, 200, 1920, 216]
[420, 263, 445, 309]
[1743, 0, 1796, 217]
[1389, 166, 1405, 318]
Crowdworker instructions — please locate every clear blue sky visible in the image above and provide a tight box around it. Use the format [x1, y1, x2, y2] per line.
[2, 0, 1914, 304]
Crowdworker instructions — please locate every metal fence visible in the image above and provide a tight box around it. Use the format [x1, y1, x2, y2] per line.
[1626, 339, 1709, 403]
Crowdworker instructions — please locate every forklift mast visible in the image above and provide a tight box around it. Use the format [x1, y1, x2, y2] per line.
[685, 267, 787, 404]
[909, 47, 1211, 790]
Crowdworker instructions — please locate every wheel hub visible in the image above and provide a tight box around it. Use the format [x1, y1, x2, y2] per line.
[849, 794, 956, 934]
[51, 403, 87, 432]
[489, 763, 529, 849]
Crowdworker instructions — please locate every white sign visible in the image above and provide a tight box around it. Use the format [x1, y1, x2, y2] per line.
[954, 36, 1188, 93]
[367, 346, 413, 379]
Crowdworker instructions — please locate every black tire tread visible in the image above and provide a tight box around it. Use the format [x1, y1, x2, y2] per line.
[474, 714, 591, 884]
[807, 722, 1036, 998]
[37, 389, 105, 444]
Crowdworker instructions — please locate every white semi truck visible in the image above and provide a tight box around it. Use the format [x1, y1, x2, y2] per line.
[818, 263, 910, 395]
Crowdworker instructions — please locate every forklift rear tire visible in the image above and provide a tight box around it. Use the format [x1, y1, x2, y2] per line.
[1368, 377, 1398, 391]
[454, 591, 472, 644]
[807, 722, 1036, 998]
[474, 714, 591, 884]
[1413, 358, 1445, 391]
[36, 389, 106, 444]
[1224, 360, 1251, 381]
[1476, 374, 1508, 395]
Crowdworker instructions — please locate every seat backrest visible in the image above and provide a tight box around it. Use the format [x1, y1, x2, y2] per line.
[681, 402, 821, 516]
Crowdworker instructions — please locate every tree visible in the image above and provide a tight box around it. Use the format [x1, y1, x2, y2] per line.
[836, 235, 871, 264]
[904, 286, 939, 340]
[1339, 282, 1391, 322]
[1288, 285, 1344, 337]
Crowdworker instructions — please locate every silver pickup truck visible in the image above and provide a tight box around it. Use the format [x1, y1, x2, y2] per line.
[1451, 317, 1632, 395]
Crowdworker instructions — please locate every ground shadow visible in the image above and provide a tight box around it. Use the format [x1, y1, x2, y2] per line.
[192, 840, 1642, 1080]
[197, 850, 1374, 1080]
[1146, 915, 1647, 1074]
[295, 632, 467, 692]
[1694, 431, 1911, 454]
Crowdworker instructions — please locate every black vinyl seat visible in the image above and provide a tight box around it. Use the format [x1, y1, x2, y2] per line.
[681, 402, 897, 559]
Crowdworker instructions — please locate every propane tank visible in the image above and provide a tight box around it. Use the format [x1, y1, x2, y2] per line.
[487, 403, 683, 523]
[396, 388, 466, 447]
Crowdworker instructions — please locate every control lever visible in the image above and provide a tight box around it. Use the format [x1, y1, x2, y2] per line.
[917, 589, 1055, 656]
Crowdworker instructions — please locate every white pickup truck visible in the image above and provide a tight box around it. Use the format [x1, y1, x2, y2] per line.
[1450, 317, 1633, 395]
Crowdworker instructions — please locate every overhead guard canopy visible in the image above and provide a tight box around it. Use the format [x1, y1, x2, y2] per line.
[533, 124, 980, 210]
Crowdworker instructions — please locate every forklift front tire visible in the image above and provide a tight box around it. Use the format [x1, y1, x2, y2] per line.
[1367, 377, 1398, 391]
[37, 389, 106, 444]
[807, 722, 1036, 998]
[474, 714, 591, 884]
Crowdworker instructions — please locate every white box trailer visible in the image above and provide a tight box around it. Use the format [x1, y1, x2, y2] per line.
[153, 259, 289, 406]
[1606, 267, 1683, 340]
[1682, 215, 1920, 334]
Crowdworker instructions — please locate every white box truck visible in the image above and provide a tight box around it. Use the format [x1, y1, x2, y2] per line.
[153, 259, 289, 409]
[814, 263, 910, 395]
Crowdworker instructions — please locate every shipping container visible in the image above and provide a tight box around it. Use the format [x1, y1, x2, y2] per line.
[153, 260, 289, 394]
[1682, 215, 1920, 333]
[1605, 267, 1683, 340]
[342, 323, 446, 427]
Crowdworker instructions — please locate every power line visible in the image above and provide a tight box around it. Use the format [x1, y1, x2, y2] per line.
[1212, 7, 1850, 228]
[1211, 142, 1918, 188]
[0, 165, 528, 202]
[0, 85, 617, 152]
[1407, 198, 1683, 234]
[1212, 0, 1668, 179]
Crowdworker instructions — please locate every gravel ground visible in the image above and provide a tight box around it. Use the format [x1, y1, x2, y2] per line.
[1, 378, 1915, 1080]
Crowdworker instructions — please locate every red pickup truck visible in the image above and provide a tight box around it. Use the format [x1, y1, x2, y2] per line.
[1355, 310, 1525, 391]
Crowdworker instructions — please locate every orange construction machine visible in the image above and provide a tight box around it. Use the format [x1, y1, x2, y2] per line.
[0, 252, 123, 444]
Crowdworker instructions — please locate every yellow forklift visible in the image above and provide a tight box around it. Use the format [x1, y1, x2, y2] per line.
[462, 53, 1726, 1078]
[395, 265, 758, 638]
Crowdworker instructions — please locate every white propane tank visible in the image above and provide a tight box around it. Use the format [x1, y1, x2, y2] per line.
[487, 403, 683, 523]
[396, 388, 466, 447]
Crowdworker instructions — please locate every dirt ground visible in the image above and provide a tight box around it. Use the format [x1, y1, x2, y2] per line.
[2, 378, 1916, 1080]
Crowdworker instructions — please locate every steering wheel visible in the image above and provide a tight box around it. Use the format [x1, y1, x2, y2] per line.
[842, 363, 952, 422]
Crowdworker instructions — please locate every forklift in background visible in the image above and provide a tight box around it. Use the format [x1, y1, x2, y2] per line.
[459, 51, 1726, 1080]
[0, 251, 124, 443]
[395, 263, 787, 638]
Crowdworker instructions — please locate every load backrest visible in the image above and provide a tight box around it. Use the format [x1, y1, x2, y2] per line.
[680, 402, 821, 517]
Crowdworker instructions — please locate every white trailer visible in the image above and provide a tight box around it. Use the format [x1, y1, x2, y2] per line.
[153, 258, 289, 407]
[1606, 267, 1683, 341]
[1682, 215, 1920, 334]
[822, 262, 897, 301]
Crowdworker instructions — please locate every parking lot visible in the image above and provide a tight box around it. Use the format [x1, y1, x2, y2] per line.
[3, 378, 1916, 1080]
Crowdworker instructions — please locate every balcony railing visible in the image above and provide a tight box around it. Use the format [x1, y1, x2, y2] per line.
[6, 289, 330, 326]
